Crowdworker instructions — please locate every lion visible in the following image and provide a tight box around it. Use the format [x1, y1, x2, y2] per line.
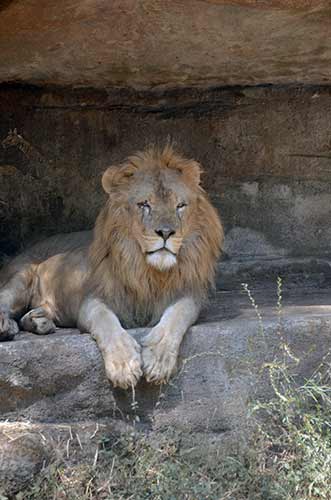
[0, 146, 223, 389]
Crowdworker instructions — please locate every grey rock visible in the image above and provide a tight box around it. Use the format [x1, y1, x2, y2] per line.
[1, 289, 331, 433]
[0, 428, 48, 496]
[0, 331, 117, 421]
[0, 420, 132, 496]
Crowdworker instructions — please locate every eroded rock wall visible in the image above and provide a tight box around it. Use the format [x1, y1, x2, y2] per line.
[1, 84, 331, 265]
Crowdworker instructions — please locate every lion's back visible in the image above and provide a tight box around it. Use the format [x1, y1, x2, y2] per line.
[26, 231, 93, 261]
[0, 231, 93, 285]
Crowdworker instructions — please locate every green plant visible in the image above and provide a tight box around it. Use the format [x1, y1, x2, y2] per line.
[242, 278, 331, 500]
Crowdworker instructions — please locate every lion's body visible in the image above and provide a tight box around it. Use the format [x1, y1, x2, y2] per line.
[0, 146, 223, 388]
[0, 231, 91, 327]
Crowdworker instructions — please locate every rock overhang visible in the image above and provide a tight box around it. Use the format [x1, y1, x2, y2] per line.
[0, 0, 330, 89]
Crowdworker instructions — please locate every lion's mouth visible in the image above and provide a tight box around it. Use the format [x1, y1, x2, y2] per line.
[145, 247, 178, 271]
[146, 248, 177, 257]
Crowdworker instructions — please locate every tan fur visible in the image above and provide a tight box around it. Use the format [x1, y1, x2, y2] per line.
[0, 146, 223, 388]
[89, 146, 223, 325]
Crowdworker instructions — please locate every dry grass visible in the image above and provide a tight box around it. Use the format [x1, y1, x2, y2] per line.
[14, 356, 331, 500]
[8, 280, 331, 499]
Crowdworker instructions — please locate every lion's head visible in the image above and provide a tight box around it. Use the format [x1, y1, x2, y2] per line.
[101, 145, 208, 272]
[90, 146, 223, 308]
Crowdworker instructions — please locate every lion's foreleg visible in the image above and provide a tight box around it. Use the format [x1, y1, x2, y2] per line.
[78, 298, 142, 389]
[0, 269, 33, 340]
[141, 296, 200, 384]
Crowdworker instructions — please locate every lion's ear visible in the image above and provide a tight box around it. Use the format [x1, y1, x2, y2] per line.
[102, 163, 137, 193]
[180, 160, 202, 187]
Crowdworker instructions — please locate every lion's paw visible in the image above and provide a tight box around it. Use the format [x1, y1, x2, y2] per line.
[103, 332, 142, 389]
[0, 311, 19, 341]
[20, 307, 56, 335]
[141, 326, 178, 384]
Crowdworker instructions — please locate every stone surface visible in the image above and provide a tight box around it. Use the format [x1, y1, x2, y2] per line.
[0, 425, 48, 496]
[1, 85, 331, 266]
[0, 1, 330, 88]
[0, 330, 117, 422]
[1, 289, 331, 433]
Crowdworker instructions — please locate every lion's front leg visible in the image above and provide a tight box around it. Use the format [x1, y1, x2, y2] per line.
[78, 298, 142, 389]
[142, 297, 200, 384]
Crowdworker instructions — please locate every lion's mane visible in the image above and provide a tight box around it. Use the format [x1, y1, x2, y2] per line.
[88, 146, 223, 327]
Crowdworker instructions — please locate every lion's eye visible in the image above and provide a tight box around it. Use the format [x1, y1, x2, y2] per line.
[177, 202, 187, 210]
[137, 201, 151, 213]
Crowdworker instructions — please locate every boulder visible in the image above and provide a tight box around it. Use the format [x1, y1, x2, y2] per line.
[0, 425, 48, 496]
[0, 420, 131, 496]
[1, 288, 331, 431]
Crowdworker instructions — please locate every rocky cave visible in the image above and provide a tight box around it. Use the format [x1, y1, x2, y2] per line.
[1, 0, 331, 495]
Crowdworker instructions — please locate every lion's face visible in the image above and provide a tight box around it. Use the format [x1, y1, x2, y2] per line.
[101, 147, 202, 272]
[129, 168, 198, 271]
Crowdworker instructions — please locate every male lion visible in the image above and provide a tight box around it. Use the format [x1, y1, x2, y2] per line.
[0, 146, 223, 389]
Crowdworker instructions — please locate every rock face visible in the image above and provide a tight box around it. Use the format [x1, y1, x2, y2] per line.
[0, 1, 330, 88]
[2, 85, 331, 268]
[0, 330, 117, 421]
[1, 289, 331, 429]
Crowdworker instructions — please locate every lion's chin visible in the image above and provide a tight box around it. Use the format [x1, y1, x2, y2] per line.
[146, 250, 177, 271]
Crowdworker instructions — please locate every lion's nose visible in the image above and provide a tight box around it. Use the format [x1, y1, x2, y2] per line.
[155, 227, 176, 241]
